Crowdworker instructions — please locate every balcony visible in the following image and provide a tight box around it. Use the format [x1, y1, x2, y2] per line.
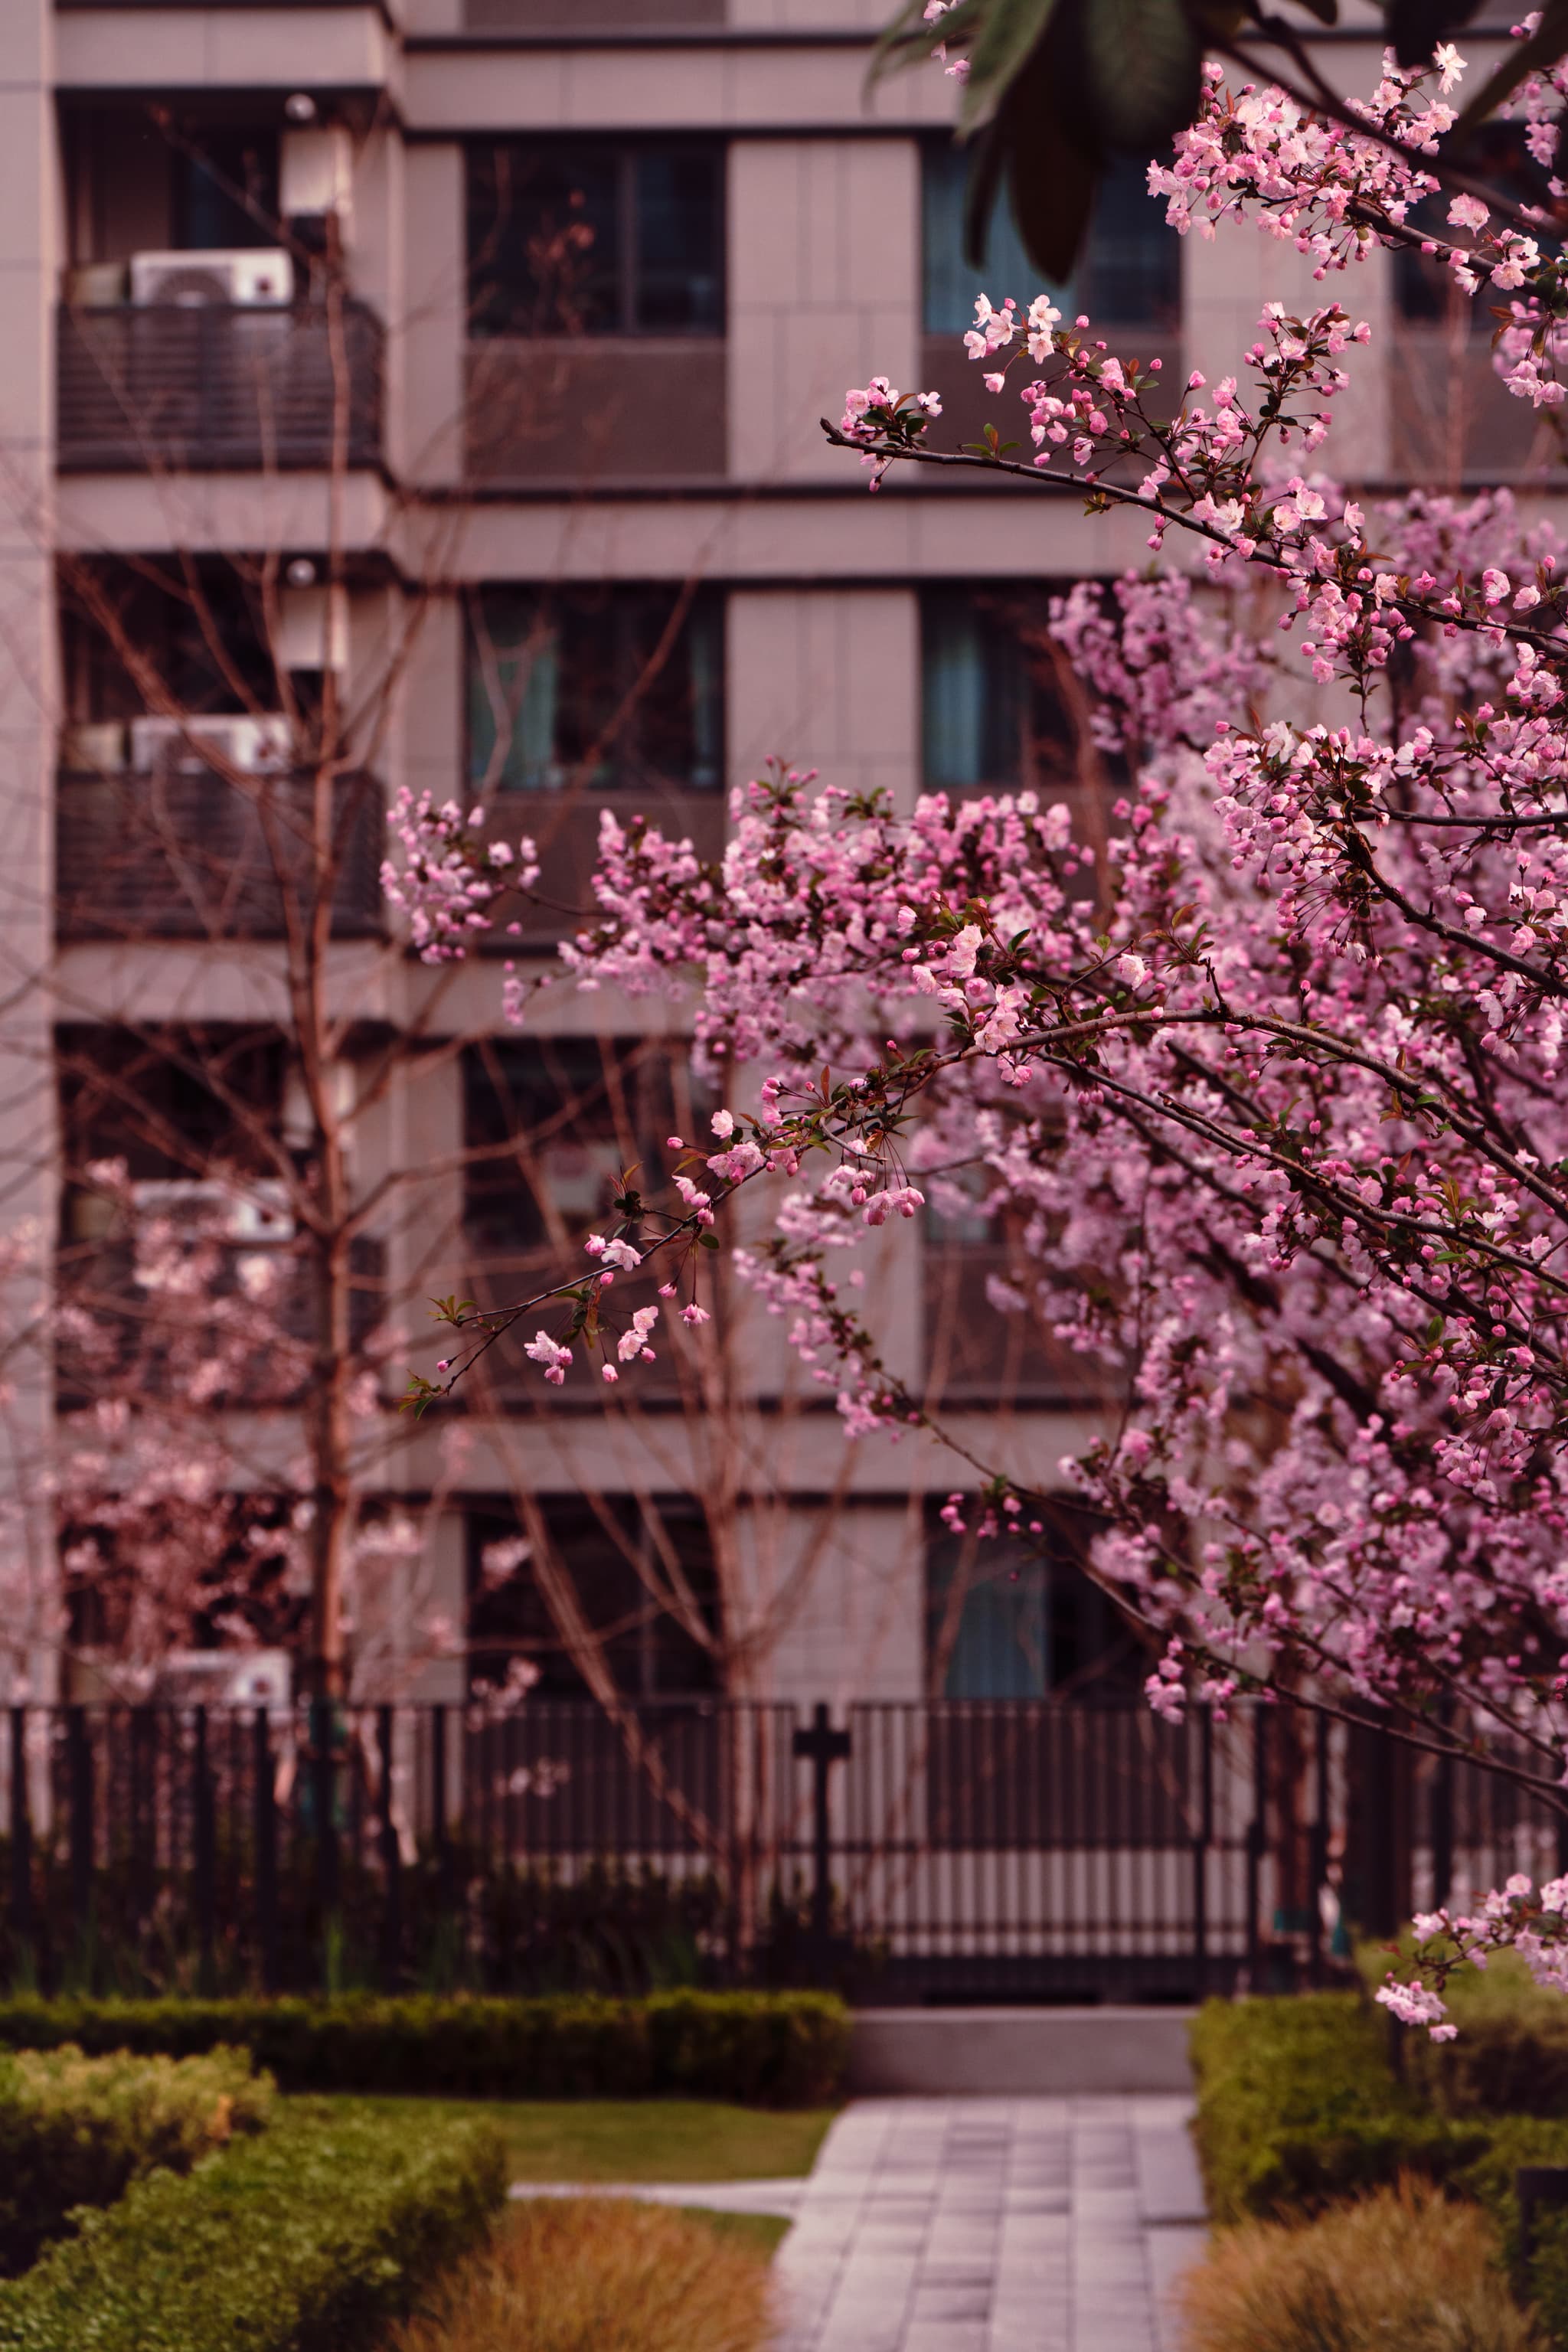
[57, 302, 384, 475]
[465, 341, 726, 485]
[56, 767, 384, 943]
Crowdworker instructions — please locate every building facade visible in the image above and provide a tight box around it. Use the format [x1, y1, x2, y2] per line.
[0, 0, 1547, 1733]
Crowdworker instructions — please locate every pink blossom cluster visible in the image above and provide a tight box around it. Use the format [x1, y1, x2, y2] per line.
[381, 787, 539, 962]
[411, 31, 1568, 2022]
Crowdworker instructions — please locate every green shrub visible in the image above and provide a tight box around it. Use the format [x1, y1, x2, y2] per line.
[1403, 1953, 1568, 2119]
[0, 2043, 270, 2275]
[1189, 1994, 1486, 2222]
[644, 1991, 848, 2106]
[0, 1991, 849, 2106]
[0, 2099, 506, 2352]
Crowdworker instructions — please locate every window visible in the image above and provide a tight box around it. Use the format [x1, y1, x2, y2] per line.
[468, 142, 724, 338]
[925, 1505, 1135, 1699]
[467, 1498, 720, 1697]
[923, 144, 1180, 336]
[464, 1034, 694, 1259]
[468, 585, 723, 795]
[175, 129, 281, 252]
[920, 584, 1077, 792]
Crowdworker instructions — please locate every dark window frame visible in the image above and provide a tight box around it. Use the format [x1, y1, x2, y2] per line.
[466, 136, 727, 340]
[920, 580, 1084, 795]
[465, 580, 726, 797]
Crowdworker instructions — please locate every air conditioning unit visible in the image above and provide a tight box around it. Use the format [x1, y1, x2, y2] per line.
[129, 248, 294, 307]
[152, 1648, 292, 1710]
[130, 1178, 294, 1246]
[60, 720, 127, 773]
[129, 713, 292, 774]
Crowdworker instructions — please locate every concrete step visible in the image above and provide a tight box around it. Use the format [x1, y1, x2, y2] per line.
[848, 2005, 1197, 2096]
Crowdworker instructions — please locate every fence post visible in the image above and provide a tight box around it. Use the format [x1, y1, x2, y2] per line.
[253, 1707, 279, 1994]
[67, 1707, 93, 1989]
[9, 1709, 30, 1972]
[378, 1705, 401, 1991]
[192, 1706, 216, 1994]
[1191, 1705, 1213, 1998]
[1246, 1705, 1267, 1990]
[310, 1697, 340, 1992]
[1309, 1710, 1331, 1985]
[792, 1704, 851, 1981]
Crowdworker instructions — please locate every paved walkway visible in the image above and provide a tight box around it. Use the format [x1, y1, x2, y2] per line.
[511, 2092, 1206, 2352]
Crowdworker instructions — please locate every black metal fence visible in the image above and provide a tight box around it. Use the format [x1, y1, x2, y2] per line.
[1, 1697, 1559, 2001]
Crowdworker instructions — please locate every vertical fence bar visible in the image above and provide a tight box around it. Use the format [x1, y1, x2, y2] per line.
[9, 1708, 30, 1970]
[68, 1707, 93, 1988]
[378, 1705, 401, 1991]
[253, 1707, 278, 1994]
[1191, 1706, 1212, 1998]
[192, 1706, 216, 1993]
[1246, 1706, 1267, 1991]
[1310, 1710, 1330, 1985]
[311, 1697, 339, 1992]
[431, 1702, 450, 1974]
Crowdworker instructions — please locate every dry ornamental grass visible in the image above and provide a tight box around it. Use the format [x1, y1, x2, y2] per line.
[1180, 2177, 1545, 2352]
[388, 2196, 774, 2352]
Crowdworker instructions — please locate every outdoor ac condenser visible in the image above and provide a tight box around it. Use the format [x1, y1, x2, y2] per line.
[128, 248, 294, 306]
[129, 714, 292, 774]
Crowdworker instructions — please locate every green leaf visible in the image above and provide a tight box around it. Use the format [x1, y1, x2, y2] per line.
[1077, 0, 1204, 152]
[1451, 0, 1568, 137]
[1004, 97, 1101, 279]
[1384, 0, 1485, 70]
[958, 0, 1063, 132]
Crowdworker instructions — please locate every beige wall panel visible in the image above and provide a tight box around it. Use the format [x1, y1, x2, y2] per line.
[407, 42, 956, 129]
[727, 585, 916, 799]
[55, 8, 394, 91]
[737, 1498, 926, 1704]
[53, 472, 392, 554]
[400, 144, 468, 485]
[432, 485, 1202, 581]
[730, 139, 917, 481]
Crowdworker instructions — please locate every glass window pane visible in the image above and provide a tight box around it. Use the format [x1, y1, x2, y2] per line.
[633, 151, 724, 332]
[470, 586, 724, 792]
[1081, 155, 1181, 330]
[176, 132, 281, 253]
[922, 586, 1025, 789]
[468, 592, 563, 789]
[923, 142, 1058, 337]
[468, 143, 622, 337]
[923, 142, 1178, 335]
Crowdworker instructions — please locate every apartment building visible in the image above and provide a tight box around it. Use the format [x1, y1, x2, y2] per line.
[0, 0, 1546, 1730]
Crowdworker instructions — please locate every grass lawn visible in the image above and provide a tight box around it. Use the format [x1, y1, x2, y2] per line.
[305, 2096, 835, 2186]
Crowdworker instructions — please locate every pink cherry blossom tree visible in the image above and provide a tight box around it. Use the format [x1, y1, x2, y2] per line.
[386, 30, 1568, 2020]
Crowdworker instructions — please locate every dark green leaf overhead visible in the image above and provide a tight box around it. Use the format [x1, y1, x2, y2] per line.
[871, 0, 1568, 286]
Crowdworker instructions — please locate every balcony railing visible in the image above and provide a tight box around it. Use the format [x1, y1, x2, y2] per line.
[57, 302, 384, 474]
[56, 768, 384, 942]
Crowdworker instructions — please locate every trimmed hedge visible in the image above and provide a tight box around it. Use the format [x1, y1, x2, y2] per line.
[1189, 1992, 1484, 2223]
[0, 2099, 507, 2352]
[0, 2042, 270, 2277]
[1191, 1994, 1568, 2344]
[0, 1990, 850, 2107]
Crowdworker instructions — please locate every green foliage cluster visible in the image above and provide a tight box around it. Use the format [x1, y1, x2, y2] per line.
[0, 2100, 507, 2352]
[0, 2043, 270, 2276]
[0, 1989, 850, 2106]
[1188, 1994, 1485, 2223]
[1191, 1992, 1568, 2344]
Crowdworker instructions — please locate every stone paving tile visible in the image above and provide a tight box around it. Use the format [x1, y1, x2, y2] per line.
[769, 2095, 1207, 2352]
